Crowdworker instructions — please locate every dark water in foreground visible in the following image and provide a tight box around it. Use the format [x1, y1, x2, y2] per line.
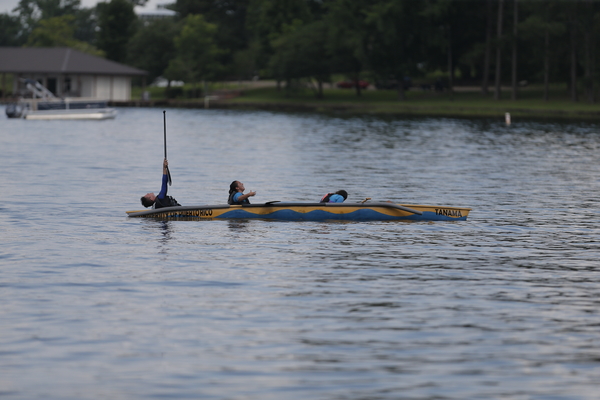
[1, 107, 599, 399]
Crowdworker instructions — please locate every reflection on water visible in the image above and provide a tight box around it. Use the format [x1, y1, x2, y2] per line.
[0, 107, 599, 399]
[157, 220, 172, 254]
[227, 219, 252, 231]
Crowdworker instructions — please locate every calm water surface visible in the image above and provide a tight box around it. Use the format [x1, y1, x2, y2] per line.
[1, 107, 599, 399]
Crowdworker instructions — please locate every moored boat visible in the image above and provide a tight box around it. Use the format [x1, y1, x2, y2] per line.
[5, 79, 117, 120]
[126, 201, 472, 222]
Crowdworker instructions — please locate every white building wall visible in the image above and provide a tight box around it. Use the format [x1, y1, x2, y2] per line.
[111, 76, 130, 101]
[95, 76, 111, 99]
[80, 75, 94, 97]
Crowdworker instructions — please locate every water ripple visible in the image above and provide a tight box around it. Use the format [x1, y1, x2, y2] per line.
[1, 108, 599, 399]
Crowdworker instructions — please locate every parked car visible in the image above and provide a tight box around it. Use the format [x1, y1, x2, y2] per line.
[336, 80, 369, 89]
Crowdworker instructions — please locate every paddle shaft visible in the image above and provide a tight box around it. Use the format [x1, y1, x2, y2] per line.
[163, 110, 172, 185]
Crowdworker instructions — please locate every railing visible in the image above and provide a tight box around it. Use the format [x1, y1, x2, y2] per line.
[19, 97, 110, 111]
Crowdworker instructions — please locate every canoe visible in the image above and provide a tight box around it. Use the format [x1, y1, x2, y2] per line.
[126, 201, 471, 222]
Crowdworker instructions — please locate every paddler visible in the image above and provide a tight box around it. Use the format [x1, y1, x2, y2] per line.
[228, 181, 256, 205]
[320, 190, 348, 203]
[140, 159, 181, 208]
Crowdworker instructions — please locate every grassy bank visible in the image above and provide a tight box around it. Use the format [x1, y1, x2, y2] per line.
[135, 83, 600, 120]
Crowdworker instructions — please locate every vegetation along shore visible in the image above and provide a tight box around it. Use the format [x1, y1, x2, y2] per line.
[3, 0, 600, 121]
[123, 82, 600, 121]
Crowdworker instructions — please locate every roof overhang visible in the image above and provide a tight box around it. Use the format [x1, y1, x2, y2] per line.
[0, 47, 148, 76]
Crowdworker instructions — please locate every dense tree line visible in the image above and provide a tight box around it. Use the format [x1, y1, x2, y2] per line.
[2, 0, 600, 102]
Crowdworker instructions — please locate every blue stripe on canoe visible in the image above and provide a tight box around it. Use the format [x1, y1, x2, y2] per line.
[214, 209, 467, 222]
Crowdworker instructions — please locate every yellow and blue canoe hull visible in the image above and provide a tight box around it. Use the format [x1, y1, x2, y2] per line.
[126, 202, 471, 222]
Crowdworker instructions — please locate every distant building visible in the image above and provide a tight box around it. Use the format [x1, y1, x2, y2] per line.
[135, 3, 177, 21]
[0, 47, 148, 101]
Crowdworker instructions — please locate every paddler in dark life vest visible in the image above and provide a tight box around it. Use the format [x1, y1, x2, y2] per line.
[320, 190, 348, 203]
[140, 159, 181, 208]
[228, 180, 256, 205]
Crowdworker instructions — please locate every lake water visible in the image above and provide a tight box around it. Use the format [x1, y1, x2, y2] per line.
[1, 107, 599, 399]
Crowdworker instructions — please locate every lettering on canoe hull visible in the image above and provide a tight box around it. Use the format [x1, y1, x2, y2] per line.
[151, 209, 213, 218]
[186, 209, 213, 217]
[435, 208, 463, 218]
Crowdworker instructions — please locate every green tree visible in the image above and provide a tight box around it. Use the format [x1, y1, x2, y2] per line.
[166, 14, 224, 90]
[127, 18, 180, 83]
[14, 0, 98, 45]
[421, 0, 488, 97]
[15, 0, 81, 31]
[246, 0, 313, 79]
[232, 41, 261, 80]
[163, 58, 188, 87]
[182, 0, 257, 80]
[519, 1, 566, 101]
[326, 0, 370, 96]
[269, 20, 331, 98]
[174, 0, 250, 65]
[96, 0, 137, 63]
[25, 14, 104, 55]
[364, 0, 426, 100]
[0, 13, 25, 46]
[579, 0, 599, 102]
[72, 7, 97, 44]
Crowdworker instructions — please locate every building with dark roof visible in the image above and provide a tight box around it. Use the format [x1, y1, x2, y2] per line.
[0, 47, 148, 101]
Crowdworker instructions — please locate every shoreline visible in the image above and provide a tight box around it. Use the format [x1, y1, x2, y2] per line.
[4, 80, 599, 121]
[109, 98, 600, 121]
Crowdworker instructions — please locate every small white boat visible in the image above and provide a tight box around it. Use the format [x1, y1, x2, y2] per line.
[5, 79, 117, 120]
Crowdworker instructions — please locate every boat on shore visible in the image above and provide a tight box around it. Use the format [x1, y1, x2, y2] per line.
[126, 201, 471, 222]
[5, 79, 117, 120]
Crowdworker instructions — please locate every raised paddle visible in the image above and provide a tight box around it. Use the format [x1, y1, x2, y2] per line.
[163, 110, 172, 186]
